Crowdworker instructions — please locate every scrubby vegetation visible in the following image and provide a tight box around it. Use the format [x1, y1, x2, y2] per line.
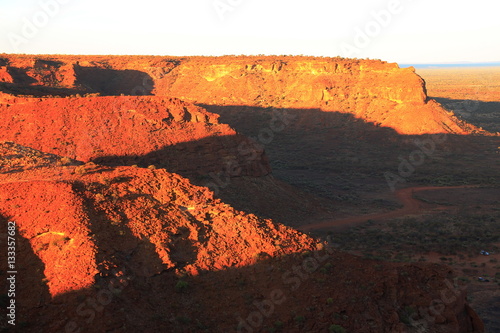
[333, 210, 500, 257]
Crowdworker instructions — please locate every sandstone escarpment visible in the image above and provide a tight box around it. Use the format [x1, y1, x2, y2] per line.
[0, 96, 270, 177]
[0, 54, 476, 134]
[0, 54, 178, 96]
[0, 57, 75, 88]
[156, 57, 426, 105]
[153, 56, 472, 135]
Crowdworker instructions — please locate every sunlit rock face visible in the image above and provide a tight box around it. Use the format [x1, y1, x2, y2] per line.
[1, 54, 475, 134]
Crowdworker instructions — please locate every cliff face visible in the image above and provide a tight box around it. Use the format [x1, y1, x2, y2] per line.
[158, 57, 472, 134]
[0, 96, 270, 177]
[157, 57, 426, 105]
[0, 54, 475, 134]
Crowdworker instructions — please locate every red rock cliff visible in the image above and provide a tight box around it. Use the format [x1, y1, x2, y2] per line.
[0, 54, 475, 134]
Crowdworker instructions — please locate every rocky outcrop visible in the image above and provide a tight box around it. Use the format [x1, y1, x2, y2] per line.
[0, 160, 314, 296]
[0, 96, 270, 177]
[0, 57, 75, 87]
[0, 66, 13, 83]
[30, 59, 77, 87]
[0, 145, 484, 332]
[153, 56, 472, 135]
[0, 54, 178, 95]
[0, 141, 81, 171]
[156, 57, 426, 105]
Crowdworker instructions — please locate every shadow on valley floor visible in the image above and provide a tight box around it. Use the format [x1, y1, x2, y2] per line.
[0, 83, 84, 97]
[431, 97, 500, 133]
[93, 134, 270, 180]
[1, 107, 496, 332]
[93, 105, 499, 226]
[199, 104, 499, 191]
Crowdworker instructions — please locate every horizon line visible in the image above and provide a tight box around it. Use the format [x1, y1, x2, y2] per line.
[1, 53, 499, 67]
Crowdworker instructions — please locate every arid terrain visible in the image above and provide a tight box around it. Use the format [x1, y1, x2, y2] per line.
[417, 67, 500, 133]
[0, 55, 497, 332]
[301, 66, 500, 332]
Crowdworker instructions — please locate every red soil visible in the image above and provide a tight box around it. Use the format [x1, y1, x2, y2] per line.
[0, 66, 13, 83]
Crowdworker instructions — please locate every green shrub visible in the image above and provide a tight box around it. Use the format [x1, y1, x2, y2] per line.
[399, 306, 416, 326]
[329, 324, 346, 333]
[176, 316, 191, 324]
[175, 280, 189, 293]
[458, 276, 471, 283]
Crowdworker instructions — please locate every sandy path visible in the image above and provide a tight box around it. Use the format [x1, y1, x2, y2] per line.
[300, 185, 479, 231]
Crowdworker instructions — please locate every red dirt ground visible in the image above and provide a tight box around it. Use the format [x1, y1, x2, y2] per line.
[300, 185, 481, 231]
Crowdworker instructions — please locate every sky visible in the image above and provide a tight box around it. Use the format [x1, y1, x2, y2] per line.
[0, 0, 499, 64]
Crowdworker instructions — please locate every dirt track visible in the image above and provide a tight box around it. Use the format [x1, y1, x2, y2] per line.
[300, 185, 479, 231]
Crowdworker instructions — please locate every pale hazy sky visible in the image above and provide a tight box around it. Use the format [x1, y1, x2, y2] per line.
[0, 0, 499, 64]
